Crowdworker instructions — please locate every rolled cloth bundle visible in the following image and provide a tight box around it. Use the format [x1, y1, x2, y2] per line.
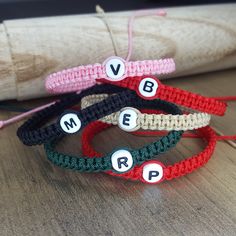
[0, 4, 236, 101]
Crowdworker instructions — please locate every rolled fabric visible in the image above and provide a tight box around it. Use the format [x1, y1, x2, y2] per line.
[0, 4, 236, 101]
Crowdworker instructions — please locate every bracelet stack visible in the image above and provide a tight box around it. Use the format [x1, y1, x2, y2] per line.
[17, 56, 227, 184]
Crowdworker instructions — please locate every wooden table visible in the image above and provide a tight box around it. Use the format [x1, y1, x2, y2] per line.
[0, 69, 236, 236]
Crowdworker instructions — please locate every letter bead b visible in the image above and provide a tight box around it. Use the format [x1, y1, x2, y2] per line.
[138, 77, 159, 99]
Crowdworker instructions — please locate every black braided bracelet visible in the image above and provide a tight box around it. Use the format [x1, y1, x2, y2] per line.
[17, 84, 126, 145]
[17, 83, 183, 146]
[44, 98, 183, 173]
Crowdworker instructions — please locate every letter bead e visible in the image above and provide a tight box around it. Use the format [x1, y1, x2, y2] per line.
[118, 107, 140, 132]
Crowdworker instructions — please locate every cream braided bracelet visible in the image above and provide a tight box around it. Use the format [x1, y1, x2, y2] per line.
[81, 94, 211, 132]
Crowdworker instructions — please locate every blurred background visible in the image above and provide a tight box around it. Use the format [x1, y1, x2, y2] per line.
[0, 0, 235, 21]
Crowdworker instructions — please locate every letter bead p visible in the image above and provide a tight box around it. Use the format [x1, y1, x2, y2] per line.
[141, 161, 164, 184]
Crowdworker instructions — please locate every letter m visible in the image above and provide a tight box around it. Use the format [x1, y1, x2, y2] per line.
[64, 118, 77, 130]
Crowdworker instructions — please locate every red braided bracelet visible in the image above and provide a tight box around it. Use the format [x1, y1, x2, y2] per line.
[82, 121, 217, 184]
[98, 76, 227, 116]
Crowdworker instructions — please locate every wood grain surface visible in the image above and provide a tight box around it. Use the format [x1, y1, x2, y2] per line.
[0, 69, 236, 236]
[0, 24, 16, 100]
[0, 4, 236, 101]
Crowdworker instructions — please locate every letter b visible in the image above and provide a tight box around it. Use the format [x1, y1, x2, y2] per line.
[138, 77, 159, 99]
[143, 81, 154, 93]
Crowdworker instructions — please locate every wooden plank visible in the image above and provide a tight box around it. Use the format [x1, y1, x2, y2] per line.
[0, 24, 16, 100]
[0, 69, 236, 235]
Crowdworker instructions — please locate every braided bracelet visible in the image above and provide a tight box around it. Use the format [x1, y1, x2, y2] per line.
[17, 84, 126, 145]
[17, 84, 182, 146]
[81, 94, 211, 131]
[81, 121, 217, 184]
[45, 57, 175, 94]
[44, 102, 183, 173]
[99, 75, 227, 116]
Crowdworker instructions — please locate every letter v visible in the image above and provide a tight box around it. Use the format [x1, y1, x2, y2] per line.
[110, 64, 121, 75]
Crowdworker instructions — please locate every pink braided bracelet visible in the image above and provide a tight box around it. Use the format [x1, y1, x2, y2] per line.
[45, 10, 174, 94]
[45, 56, 176, 94]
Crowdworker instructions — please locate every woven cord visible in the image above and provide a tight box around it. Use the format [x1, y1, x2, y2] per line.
[44, 122, 183, 172]
[81, 94, 211, 130]
[82, 122, 216, 182]
[45, 59, 175, 94]
[43, 100, 183, 172]
[99, 76, 227, 116]
[17, 84, 127, 145]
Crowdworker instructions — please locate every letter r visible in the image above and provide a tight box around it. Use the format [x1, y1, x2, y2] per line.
[117, 157, 129, 169]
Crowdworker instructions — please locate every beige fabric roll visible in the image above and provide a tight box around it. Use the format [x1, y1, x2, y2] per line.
[0, 4, 236, 101]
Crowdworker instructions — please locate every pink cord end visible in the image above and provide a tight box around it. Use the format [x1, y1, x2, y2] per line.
[0, 121, 4, 129]
[156, 9, 167, 16]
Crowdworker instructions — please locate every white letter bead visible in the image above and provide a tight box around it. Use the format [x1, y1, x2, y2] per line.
[142, 162, 164, 184]
[111, 149, 133, 173]
[104, 56, 126, 81]
[59, 113, 81, 134]
[118, 107, 140, 132]
[138, 77, 159, 98]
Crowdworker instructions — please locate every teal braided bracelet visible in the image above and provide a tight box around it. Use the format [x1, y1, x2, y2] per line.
[45, 130, 183, 173]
